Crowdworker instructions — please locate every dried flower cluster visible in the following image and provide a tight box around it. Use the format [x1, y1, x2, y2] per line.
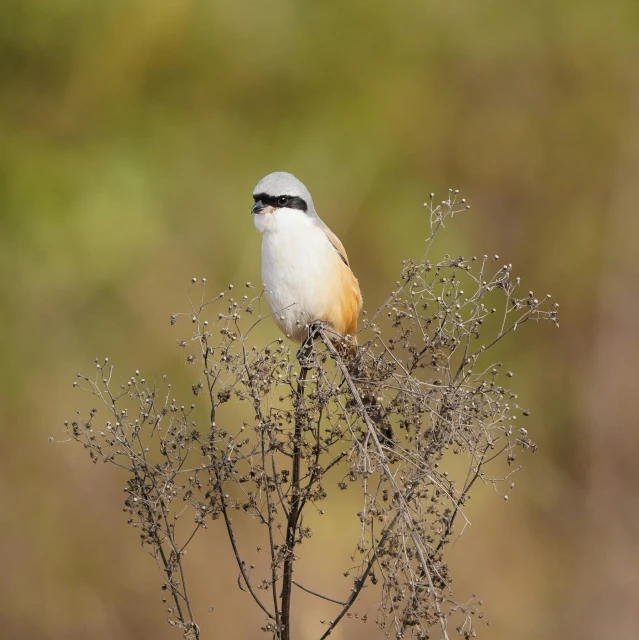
[66, 191, 558, 639]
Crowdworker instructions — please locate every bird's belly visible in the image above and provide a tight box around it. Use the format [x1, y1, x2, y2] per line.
[261, 229, 335, 340]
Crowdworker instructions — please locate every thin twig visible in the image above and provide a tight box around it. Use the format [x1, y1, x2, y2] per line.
[292, 581, 347, 606]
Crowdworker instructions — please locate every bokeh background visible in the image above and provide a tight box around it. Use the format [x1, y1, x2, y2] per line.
[2, 1, 639, 638]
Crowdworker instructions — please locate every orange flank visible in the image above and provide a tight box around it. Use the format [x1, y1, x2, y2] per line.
[324, 263, 362, 342]
[321, 226, 363, 341]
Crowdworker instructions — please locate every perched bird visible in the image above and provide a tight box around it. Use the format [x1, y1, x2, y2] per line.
[251, 172, 362, 346]
[252, 172, 394, 444]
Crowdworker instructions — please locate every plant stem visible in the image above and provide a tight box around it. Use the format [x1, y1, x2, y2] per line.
[280, 362, 309, 640]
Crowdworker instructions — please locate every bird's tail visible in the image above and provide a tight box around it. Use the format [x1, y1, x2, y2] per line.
[305, 324, 395, 447]
[343, 347, 396, 447]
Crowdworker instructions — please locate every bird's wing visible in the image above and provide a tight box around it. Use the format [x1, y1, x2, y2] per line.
[321, 226, 350, 267]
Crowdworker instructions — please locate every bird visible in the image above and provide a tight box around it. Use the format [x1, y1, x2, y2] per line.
[252, 171, 395, 445]
[251, 171, 363, 347]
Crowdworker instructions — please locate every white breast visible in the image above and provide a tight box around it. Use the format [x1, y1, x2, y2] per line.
[255, 208, 337, 340]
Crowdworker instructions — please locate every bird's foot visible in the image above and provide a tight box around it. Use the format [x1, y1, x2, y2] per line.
[296, 321, 328, 365]
[308, 320, 328, 340]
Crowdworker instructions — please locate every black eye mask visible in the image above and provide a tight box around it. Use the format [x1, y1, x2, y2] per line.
[253, 193, 308, 212]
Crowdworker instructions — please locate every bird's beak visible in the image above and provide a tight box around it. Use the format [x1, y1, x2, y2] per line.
[251, 200, 264, 214]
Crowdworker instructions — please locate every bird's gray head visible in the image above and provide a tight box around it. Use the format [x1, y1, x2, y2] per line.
[251, 172, 317, 217]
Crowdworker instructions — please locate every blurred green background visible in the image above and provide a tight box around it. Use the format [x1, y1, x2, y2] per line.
[2, 0, 639, 638]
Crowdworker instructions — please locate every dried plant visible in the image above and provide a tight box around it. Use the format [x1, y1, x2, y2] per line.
[65, 190, 558, 639]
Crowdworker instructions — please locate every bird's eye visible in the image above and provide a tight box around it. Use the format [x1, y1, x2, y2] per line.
[277, 196, 289, 207]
